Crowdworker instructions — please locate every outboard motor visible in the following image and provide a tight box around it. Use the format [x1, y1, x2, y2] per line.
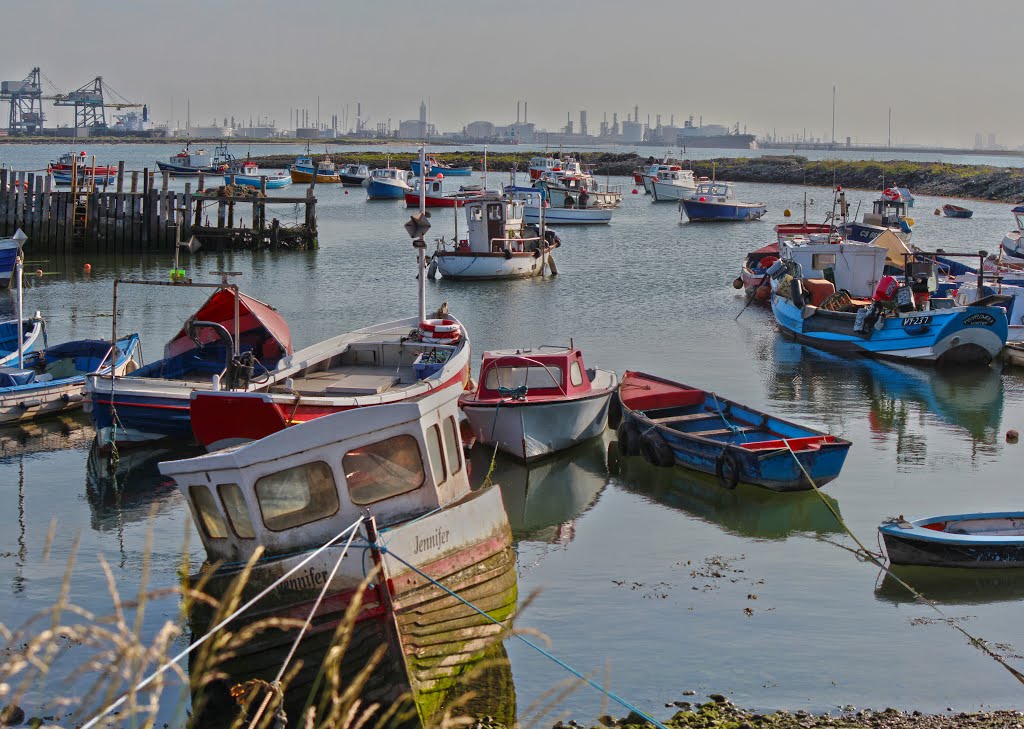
[766, 259, 787, 280]
[790, 278, 806, 309]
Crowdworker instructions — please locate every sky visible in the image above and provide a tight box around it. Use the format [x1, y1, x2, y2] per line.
[5, 0, 1024, 148]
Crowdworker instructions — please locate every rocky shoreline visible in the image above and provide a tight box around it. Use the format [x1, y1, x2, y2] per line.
[245, 151, 1024, 203]
[547, 696, 1024, 729]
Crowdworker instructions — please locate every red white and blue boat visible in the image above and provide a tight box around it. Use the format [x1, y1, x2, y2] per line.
[410, 156, 472, 177]
[84, 283, 293, 451]
[50, 169, 116, 187]
[460, 345, 617, 461]
[679, 182, 767, 221]
[48, 151, 116, 177]
[880, 512, 1024, 568]
[769, 237, 1009, 365]
[404, 177, 484, 208]
[615, 371, 851, 492]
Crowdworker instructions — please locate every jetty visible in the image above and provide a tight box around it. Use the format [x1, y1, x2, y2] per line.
[0, 165, 317, 252]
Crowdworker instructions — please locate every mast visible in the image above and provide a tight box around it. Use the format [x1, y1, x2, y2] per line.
[15, 253, 23, 369]
[417, 146, 427, 323]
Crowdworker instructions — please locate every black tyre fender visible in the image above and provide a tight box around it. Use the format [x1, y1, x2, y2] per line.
[616, 419, 641, 457]
[715, 448, 742, 490]
[503, 248, 513, 260]
[532, 247, 541, 258]
[607, 394, 623, 429]
[640, 429, 675, 468]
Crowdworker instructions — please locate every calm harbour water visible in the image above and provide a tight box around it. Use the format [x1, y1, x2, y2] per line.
[0, 142, 1023, 725]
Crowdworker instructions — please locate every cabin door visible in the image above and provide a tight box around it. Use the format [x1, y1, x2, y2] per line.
[486, 203, 504, 250]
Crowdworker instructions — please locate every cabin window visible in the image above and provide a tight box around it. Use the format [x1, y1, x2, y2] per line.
[442, 416, 463, 475]
[471, 207, 483, 221]
[219, 483, 255, 539]
[426, 424, 447, 485]
[487, 204, 503, 221]
[570, 361, 584, 387]
[344, 434, 426, 505]
[190, 486, 229, 540]
[484, 365, 564, 391]
[811, 253, 837, 270]
[255, 461, 339, 532]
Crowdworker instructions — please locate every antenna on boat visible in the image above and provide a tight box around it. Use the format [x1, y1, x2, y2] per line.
[13, 241, 24, 369]
[405, 146, 431, 323]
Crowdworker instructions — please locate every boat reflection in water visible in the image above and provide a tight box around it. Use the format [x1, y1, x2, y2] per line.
[875, 566, 1024, 606]
[471, 437, 610, 545]
[610, 442, 842, 540]
[764, 338, 1004, 454]
[0, 411, 93, 459]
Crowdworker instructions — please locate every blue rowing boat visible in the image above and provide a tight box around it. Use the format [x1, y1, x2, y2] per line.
[678, 181, 767, 222]
[880, 512, 1024, 568]
[614, 370, 851, 492]
[0, 315, 45, 367]
[0, 235, 22, 289]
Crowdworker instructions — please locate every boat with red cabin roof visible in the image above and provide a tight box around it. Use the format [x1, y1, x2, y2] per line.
[736, 223, 836, 302]
[460, 345, 617, 461]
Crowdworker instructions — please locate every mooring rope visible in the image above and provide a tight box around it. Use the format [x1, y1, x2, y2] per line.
[381, 546, 671, 729]
[79, 517, 365, 729]
[782, 441, 1024, 686]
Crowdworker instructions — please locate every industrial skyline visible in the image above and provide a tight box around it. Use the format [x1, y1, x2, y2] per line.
[3, 0, 1022, 148]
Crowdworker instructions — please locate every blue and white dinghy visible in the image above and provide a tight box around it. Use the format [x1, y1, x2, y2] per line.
[880, 512, 1024, 568]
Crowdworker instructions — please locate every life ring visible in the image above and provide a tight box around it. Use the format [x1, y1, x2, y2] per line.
[640, 429, 675, 468]
[616, 419, 641, 457]
[715, 449, 741, 490]
[419, 318, 460, 335]
[882, 188, 901, 201]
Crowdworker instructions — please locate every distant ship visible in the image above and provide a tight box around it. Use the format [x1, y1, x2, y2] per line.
[677, 117, 756, 149]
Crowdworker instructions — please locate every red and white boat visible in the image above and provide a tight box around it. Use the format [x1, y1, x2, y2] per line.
[460, 345, 617, 461]
[48, 151, 116, 176]
[190, 311, 471, 450]
[403, 176, 484, 208]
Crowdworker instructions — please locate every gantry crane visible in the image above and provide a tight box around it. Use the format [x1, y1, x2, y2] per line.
[0, 67, 46, 134]
[53, 76, 143, 130]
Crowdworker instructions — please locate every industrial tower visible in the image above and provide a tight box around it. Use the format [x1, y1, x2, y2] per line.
[0, 67, 45, 134]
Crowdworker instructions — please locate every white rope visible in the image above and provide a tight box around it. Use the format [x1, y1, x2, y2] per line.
[80, 516, 365, 729]
[273, 521, 363, 683]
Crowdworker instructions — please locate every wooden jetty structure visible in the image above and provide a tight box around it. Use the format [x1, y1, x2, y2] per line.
[0, 163, 317, 252]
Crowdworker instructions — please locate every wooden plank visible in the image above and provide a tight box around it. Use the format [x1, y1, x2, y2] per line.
[148, 188, 159, 248]
[14, 172, 25, 231]
[41, 175, 52, 249]
[63, 191, 73, 251]
[182, 183, 192, 240]
[32, 176, 43, 244]
[130, 170, 139, 194]
[116, 161, 125, 193]
[86, 192, 99, 249]
[0, 169, 8, 235]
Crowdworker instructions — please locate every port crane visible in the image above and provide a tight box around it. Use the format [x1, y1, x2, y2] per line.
[0, 67, 143, 133]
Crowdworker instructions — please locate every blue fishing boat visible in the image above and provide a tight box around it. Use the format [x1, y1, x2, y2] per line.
[365, 167, 412, 200]
[0, 334, 140, 425]
[223, 160, 290, 189]
[839, 188, 913, 243]
[678, 181, 767, 221]
[84, 282, 292, 451]
[410, 157, 473, 177]
[769, 238, 1008, 365]
[880, 512, 1024, 568]
[614, 370, 851, 492]
[0, 315, 45, 367]
[50, 170, 116, 187]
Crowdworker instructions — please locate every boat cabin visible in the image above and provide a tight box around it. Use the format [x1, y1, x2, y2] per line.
[341, 164, 369, 177]
[779, 239, 887, 300]
[462, 197, 533, 253]
[655, 169, 696, 186]
[160, 389, 470, 562]
[371, 168, 409, 183]
[171, 144, 212, 168]
[529, 156, 561, 177]
[412, 177, 445, 196]
[693, 182, 735, 202]
[474, 347, 594, 402]
[1013, 205, 1024, 232]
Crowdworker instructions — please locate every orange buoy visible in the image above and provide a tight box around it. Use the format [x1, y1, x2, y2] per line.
[83, 263, 92, 272]
[344, 189, 349, 194]
[732, 278, 743, 290]
[755, 284, 771, 301]
[1008, 429, 1020, 444]
[35, 269, 43, 277]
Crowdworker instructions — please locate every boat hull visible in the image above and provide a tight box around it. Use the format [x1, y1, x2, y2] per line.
[523, 207, 612, 225]
[462, 387, 614, 462]
[410, 160, 472, 177]
[403, 192, 477, 208]
[650, 181, 696, 202]
[770, 293, 1007, 365]
[156, 161, 221, 176]
[289, 168, 341, 184]
[680, 199, 767, 221]
[367, 178, 410, 199]
[881, 513, 1024, 568]
[942, 206, 973, 219]
[187, 485, 517, 726]
[85, 381, 200, 451]
[432, 250, 552, 280]
[0, 241, 18, 289]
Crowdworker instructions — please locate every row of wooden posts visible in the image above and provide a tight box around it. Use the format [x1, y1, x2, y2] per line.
[0, 164, 318, 252]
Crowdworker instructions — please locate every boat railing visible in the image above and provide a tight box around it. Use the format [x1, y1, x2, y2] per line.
[488, 235, 544, 253]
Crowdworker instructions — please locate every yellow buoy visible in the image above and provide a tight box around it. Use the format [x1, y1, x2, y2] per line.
[905, 217, 915, 227]
[783, 209, 791, 217]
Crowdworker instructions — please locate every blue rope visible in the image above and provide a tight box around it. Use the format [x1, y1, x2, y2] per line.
[380, 545, 670, 729]
[709, 393, 748, 443]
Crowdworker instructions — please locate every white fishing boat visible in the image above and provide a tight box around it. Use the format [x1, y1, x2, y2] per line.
[1000, 205, 1024, 262]
[460, 345, 617, 461]
[650, 168, 699, 202]
[507, 188, 613, 225]
[429, 194, 560, 280]
[159, 385, 517, 725]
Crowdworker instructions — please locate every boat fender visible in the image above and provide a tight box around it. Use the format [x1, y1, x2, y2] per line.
[503, 248, 513, 260]
[715, 448, 741, 490]
[616, 419, 642, 457]
[790, 279, 805, 309]
[532, 248, 541, 259]
[61, 392, 84, 403]
[640, 430, 675, 468]
[607, 395, 623, 430]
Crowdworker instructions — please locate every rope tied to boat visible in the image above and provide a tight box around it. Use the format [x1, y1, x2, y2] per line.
[782, 441, 1024, 687]
[497, 384, 528, 400]
[709, 392, 746, 440]
[78, 517, 366, 729]
[379, 544, 671, 729]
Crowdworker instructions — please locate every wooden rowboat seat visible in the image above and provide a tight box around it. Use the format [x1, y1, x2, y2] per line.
[651, 411, 721, 425]
[690, 425, 763, 438]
